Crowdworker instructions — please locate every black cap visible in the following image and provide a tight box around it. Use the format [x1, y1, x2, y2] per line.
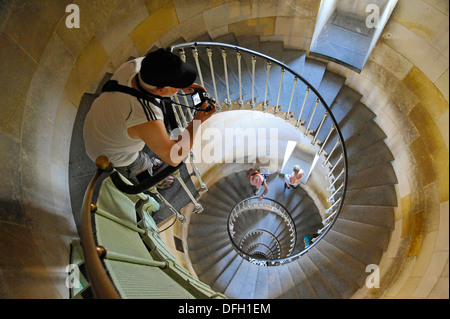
[139, 48, 197, 89]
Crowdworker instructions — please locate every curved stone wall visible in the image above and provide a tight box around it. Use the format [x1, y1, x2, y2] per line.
[0, 0, 447, 298]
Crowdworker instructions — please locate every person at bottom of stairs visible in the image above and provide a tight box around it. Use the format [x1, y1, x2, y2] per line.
[304, 233, 319, 248]
[247, 167, 270, 201]
[284, 165, 304, 189]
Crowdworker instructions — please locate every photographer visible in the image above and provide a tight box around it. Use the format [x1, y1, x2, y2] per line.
[83, 48, 216, 187]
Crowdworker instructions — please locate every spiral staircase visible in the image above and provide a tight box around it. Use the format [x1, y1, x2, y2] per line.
[178, 32, 397, 299]
[71, 31, 398, 299]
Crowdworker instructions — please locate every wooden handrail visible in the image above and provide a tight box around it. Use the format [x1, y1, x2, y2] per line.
[79, 156, 120, 299]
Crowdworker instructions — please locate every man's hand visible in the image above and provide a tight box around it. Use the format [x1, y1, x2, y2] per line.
[194, 100, 216, 122]
[185, 83, 216, 122]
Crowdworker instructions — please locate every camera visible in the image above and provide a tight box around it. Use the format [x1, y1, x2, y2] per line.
[191, 87, 215, 112]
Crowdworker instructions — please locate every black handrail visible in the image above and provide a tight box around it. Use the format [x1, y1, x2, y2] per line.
[170, 42, 349, 265]
[110, 161, 184, 194]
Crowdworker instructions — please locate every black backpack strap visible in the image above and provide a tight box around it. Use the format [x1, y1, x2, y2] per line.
[101, 80, 179, 132]
[102, 80, 156, 102]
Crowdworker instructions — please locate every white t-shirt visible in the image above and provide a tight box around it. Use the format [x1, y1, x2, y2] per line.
[83, 58, 164, 167]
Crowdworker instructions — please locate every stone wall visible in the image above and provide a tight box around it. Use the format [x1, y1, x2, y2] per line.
[0, 0, 447, 298]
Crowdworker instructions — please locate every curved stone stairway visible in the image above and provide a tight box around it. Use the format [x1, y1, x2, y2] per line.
[69, 31, 398, 299]
[182, 33, 397, 299]
[188, 170, 324, 298]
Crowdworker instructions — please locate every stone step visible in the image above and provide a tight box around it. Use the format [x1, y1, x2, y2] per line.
[332, 218, 391, 251]
[345, 184, 397, 207]
[338, 205, 395, 230]
[211, 253, 243, 292]
[315, 238, 367, 288]
[306, 246, 359, 298]
[347, 162, 398, 190]
[287, 259, 318, 298]
[297, 254, 341, 298]
[324, 229, 383, 267]
[224, 259, 252, 297]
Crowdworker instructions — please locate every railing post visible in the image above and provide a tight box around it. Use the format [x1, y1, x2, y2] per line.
[274, 68, 285, 116]
[328, 168, 345, 191]
[189, 150, 208, 193]
[285, 77, 298, 121]
[263, 60, 271, 112]
[191, 46, 204, 88]
[178, 49, 194, 120]
[236, 50, 244, 108]
[312, 111, 328, 145]
[295, 87, 310, 128]
[327, 154, 344, 178]
[221, 48, 232, 109]
[147, 186, 186, 223]
[305, 98, 320, 136]
[172, 170, 203, 214]
[324, 139, 341, 165]
[250, 56, 256, 109]
[319, 124, 335, 154]
[206, 47, 221, 112]
[172, 95, 187, 128]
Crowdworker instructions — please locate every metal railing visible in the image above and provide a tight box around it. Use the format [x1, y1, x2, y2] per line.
[170, 42, 349, 265]
[79, 156, 226, 298]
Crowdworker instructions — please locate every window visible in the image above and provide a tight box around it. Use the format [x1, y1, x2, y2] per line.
[310, 0, 398, 72]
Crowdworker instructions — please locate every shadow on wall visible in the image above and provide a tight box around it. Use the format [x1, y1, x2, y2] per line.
[0, 199, 77, 298]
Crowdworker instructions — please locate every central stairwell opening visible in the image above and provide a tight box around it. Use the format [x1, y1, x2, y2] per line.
[229, 197, 298, 264]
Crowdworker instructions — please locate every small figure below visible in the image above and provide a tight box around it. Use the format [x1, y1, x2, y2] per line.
[247, 167, 270, 201]
[284, 165, 304, 189]
[303, 233, 320, 248]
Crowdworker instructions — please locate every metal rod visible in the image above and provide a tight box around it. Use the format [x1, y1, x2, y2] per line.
[188, 150, 208, 193]
[104, 251, 167, 268]
[328, 168, 345, 190]
[147, 186, 186, 223]
[251, 56, 256, 109]
[222, 48, 232, 109]
[295, 87, 310, 128]
[312, 112, 328, 145]
[178, 49, 193, 119]
[285, 77, 297, 121]
[325, 197, 342, 214]
[95, 208, 146, 235]
[172, 170, 203, 213]
[319, 125, 335, 154]
[236, 50, 243, 108]
[206, 47, 220, 111]
[328, 183, 344, 202]
[325, 139, 341, 165]
[305, 98, 320, 136]
[275, 68, 285, 116]
[191, 46, 204, 88]
[181, 93, 194, 120]
[323, 206, 339, 225]
[327, 154, 344, 178]
[263, 60, 271, 112]
[172, 95, 186, 128]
